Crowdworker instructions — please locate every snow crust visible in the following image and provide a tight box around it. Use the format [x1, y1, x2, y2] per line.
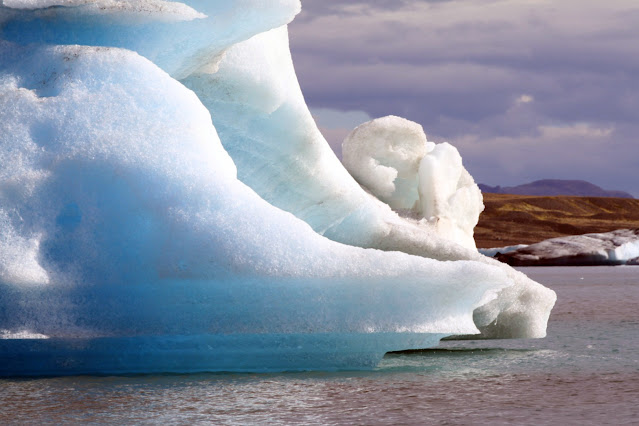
[0, 1, 556, 373]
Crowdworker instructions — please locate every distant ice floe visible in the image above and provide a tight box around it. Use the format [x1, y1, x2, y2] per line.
[0, 0, 555, 374]
[1, 329, 49, 339]
[479, 244, 529, 258]
[496, 229, 639, 266]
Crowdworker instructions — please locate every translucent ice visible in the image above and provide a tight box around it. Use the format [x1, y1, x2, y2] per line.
[2, 0, 206, 22]
[0, 42, 515, 374]
[0, 1, 556, 374]
[181, 25, 555, 340]
[0, 0, 301, 78]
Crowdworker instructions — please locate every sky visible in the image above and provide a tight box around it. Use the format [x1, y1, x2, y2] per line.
[288, 0, 639, 196]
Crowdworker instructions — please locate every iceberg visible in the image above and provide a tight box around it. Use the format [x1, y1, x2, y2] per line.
[496, 229, 639, 266]
[0, 0, 555, 375]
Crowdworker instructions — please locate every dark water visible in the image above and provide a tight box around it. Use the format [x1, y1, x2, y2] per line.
[1, 266, 638, 425]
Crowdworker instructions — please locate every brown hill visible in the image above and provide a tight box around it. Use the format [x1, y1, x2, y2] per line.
[475, 193, 639, 248]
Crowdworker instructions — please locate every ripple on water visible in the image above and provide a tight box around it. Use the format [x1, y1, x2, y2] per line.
[1, 266, 638, 424]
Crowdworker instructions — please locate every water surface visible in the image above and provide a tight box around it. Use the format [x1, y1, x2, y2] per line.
[2, 266, 637, 424]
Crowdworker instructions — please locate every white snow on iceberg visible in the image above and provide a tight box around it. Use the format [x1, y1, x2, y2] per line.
[0, 1, 555, 375]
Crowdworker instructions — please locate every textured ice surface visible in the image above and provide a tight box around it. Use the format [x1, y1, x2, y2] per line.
[0, 42, 512, 374]
[0, 0, 301, 78]
[2, 0, 206, 22]
[342, 116, 428, 211]
[180, 24, 555, 340]
[497, 229, 639, 266]
[342, 116, 483, 249]
[0, 1, 555, 374]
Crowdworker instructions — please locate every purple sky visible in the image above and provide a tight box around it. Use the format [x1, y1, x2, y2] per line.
[288, 0, 639, 196]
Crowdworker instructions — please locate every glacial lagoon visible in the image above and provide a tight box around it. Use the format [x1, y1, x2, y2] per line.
[2, 267, 637, 424]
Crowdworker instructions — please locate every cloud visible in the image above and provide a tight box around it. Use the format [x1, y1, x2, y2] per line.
[516, 94, 533, 104]
[454, 122, 638, 193]
[311, 108, 372, 158]
[290, 0, 639, 196]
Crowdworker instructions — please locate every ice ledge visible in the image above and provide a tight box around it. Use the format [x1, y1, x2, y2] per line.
[1, 0, 207, 22]
[0, 0, 302, 78]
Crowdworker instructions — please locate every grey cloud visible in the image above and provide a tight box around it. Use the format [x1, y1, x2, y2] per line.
[289, 0, 639, 196]
[456, 123, 639, 194]
[297, 0, 442, 20]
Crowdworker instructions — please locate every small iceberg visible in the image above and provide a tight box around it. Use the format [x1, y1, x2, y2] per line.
[496, 229, 639, 266]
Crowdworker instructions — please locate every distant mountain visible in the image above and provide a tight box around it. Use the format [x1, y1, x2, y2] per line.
[479, 179, 634, 199]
